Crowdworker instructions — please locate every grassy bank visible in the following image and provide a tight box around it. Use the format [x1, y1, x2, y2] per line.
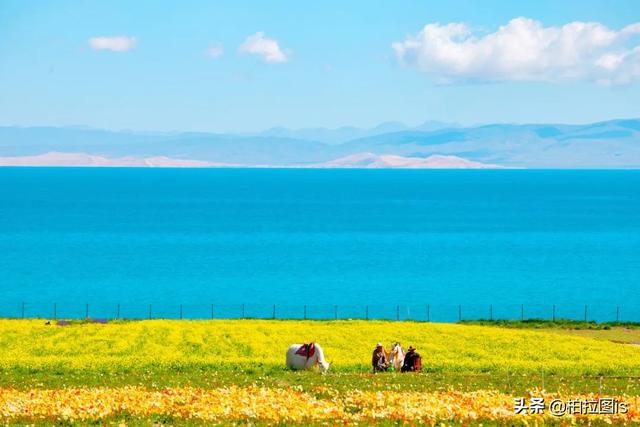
[2, 386, 637, 426]
[1, 319, 639, 373]
[0, 319, 639, 390]
[461, 318, 640, 330]
[1, 319, 639, 425]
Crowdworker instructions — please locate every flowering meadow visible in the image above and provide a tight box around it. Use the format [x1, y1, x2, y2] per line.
[1, 386, 639, 425]
[0, 319, 638, 374]
[0, 319, 639, 425]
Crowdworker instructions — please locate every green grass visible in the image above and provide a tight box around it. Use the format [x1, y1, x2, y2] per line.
[5, 364, 640, 396]
[461, 318, 640, 344]
[2, 319, 640, 426]
[460, 318, 640, 330]
[2, 319, 640, 394]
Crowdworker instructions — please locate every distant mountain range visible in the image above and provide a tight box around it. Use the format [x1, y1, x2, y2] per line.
[310, 153, 502, 169]
[0, 119, 638, 168]
[251, 120, 458, 144]
[0, 151, 500, 169]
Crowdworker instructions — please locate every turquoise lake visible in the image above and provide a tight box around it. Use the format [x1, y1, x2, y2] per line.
[0, 168, 638, 321]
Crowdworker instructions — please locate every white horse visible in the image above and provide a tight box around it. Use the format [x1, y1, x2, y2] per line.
[388, 342, 405, 371]
[286, 343, 331, 373]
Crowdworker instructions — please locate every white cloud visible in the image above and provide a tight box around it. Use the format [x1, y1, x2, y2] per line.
[239, 32, 288, 63]
[88, 36, 137, 52]
[392, 18, 640, 85]
[206, 42, 224, 59]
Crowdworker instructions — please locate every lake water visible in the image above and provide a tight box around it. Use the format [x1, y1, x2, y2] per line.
[0, 168, 638, 321]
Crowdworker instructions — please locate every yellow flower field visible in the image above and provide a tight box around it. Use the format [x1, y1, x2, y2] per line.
[0, 319, 638, 374]
[0, 386, 638, 424]
[1, 319, 639, 424]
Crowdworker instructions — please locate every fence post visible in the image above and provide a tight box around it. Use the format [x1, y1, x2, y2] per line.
[584, 304, 588, 322]
[396, 305, 400, 321]
[520, 304, 524, 321]
[426, 304, 430, 322]
[334, 305, 337, 320]
[53, 302, 57, 320]
[599, 376, 603, 394]
[85, 303, 89, 319]
[365, 305, 368, 320]
[552, 304, 556, 322]
[304, 305, 307, 320]
[241, 304, 245, 319]
[616, 306, 620, 322]
[21, 302, 25, 319]
[180, 304, 183, 320]
[458, 305, 461, 322]
[211, 304, 214, 319]
[272, 304, 276, 319]
[116, 303, 120, 320]
[148, 304, 152, 320]
[489, 304, 493, 321]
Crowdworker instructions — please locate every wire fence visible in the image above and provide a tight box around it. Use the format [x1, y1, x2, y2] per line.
[3, 302, 639, 322]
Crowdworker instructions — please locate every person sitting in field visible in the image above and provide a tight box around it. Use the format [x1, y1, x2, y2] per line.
[371, 342, 389, 372]
[401, 346, 421, 372]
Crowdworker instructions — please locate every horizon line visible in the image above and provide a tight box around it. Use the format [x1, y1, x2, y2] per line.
[1, 116, 639, 135]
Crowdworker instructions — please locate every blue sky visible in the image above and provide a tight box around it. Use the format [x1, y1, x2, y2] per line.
[1, 0, 640, 132]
